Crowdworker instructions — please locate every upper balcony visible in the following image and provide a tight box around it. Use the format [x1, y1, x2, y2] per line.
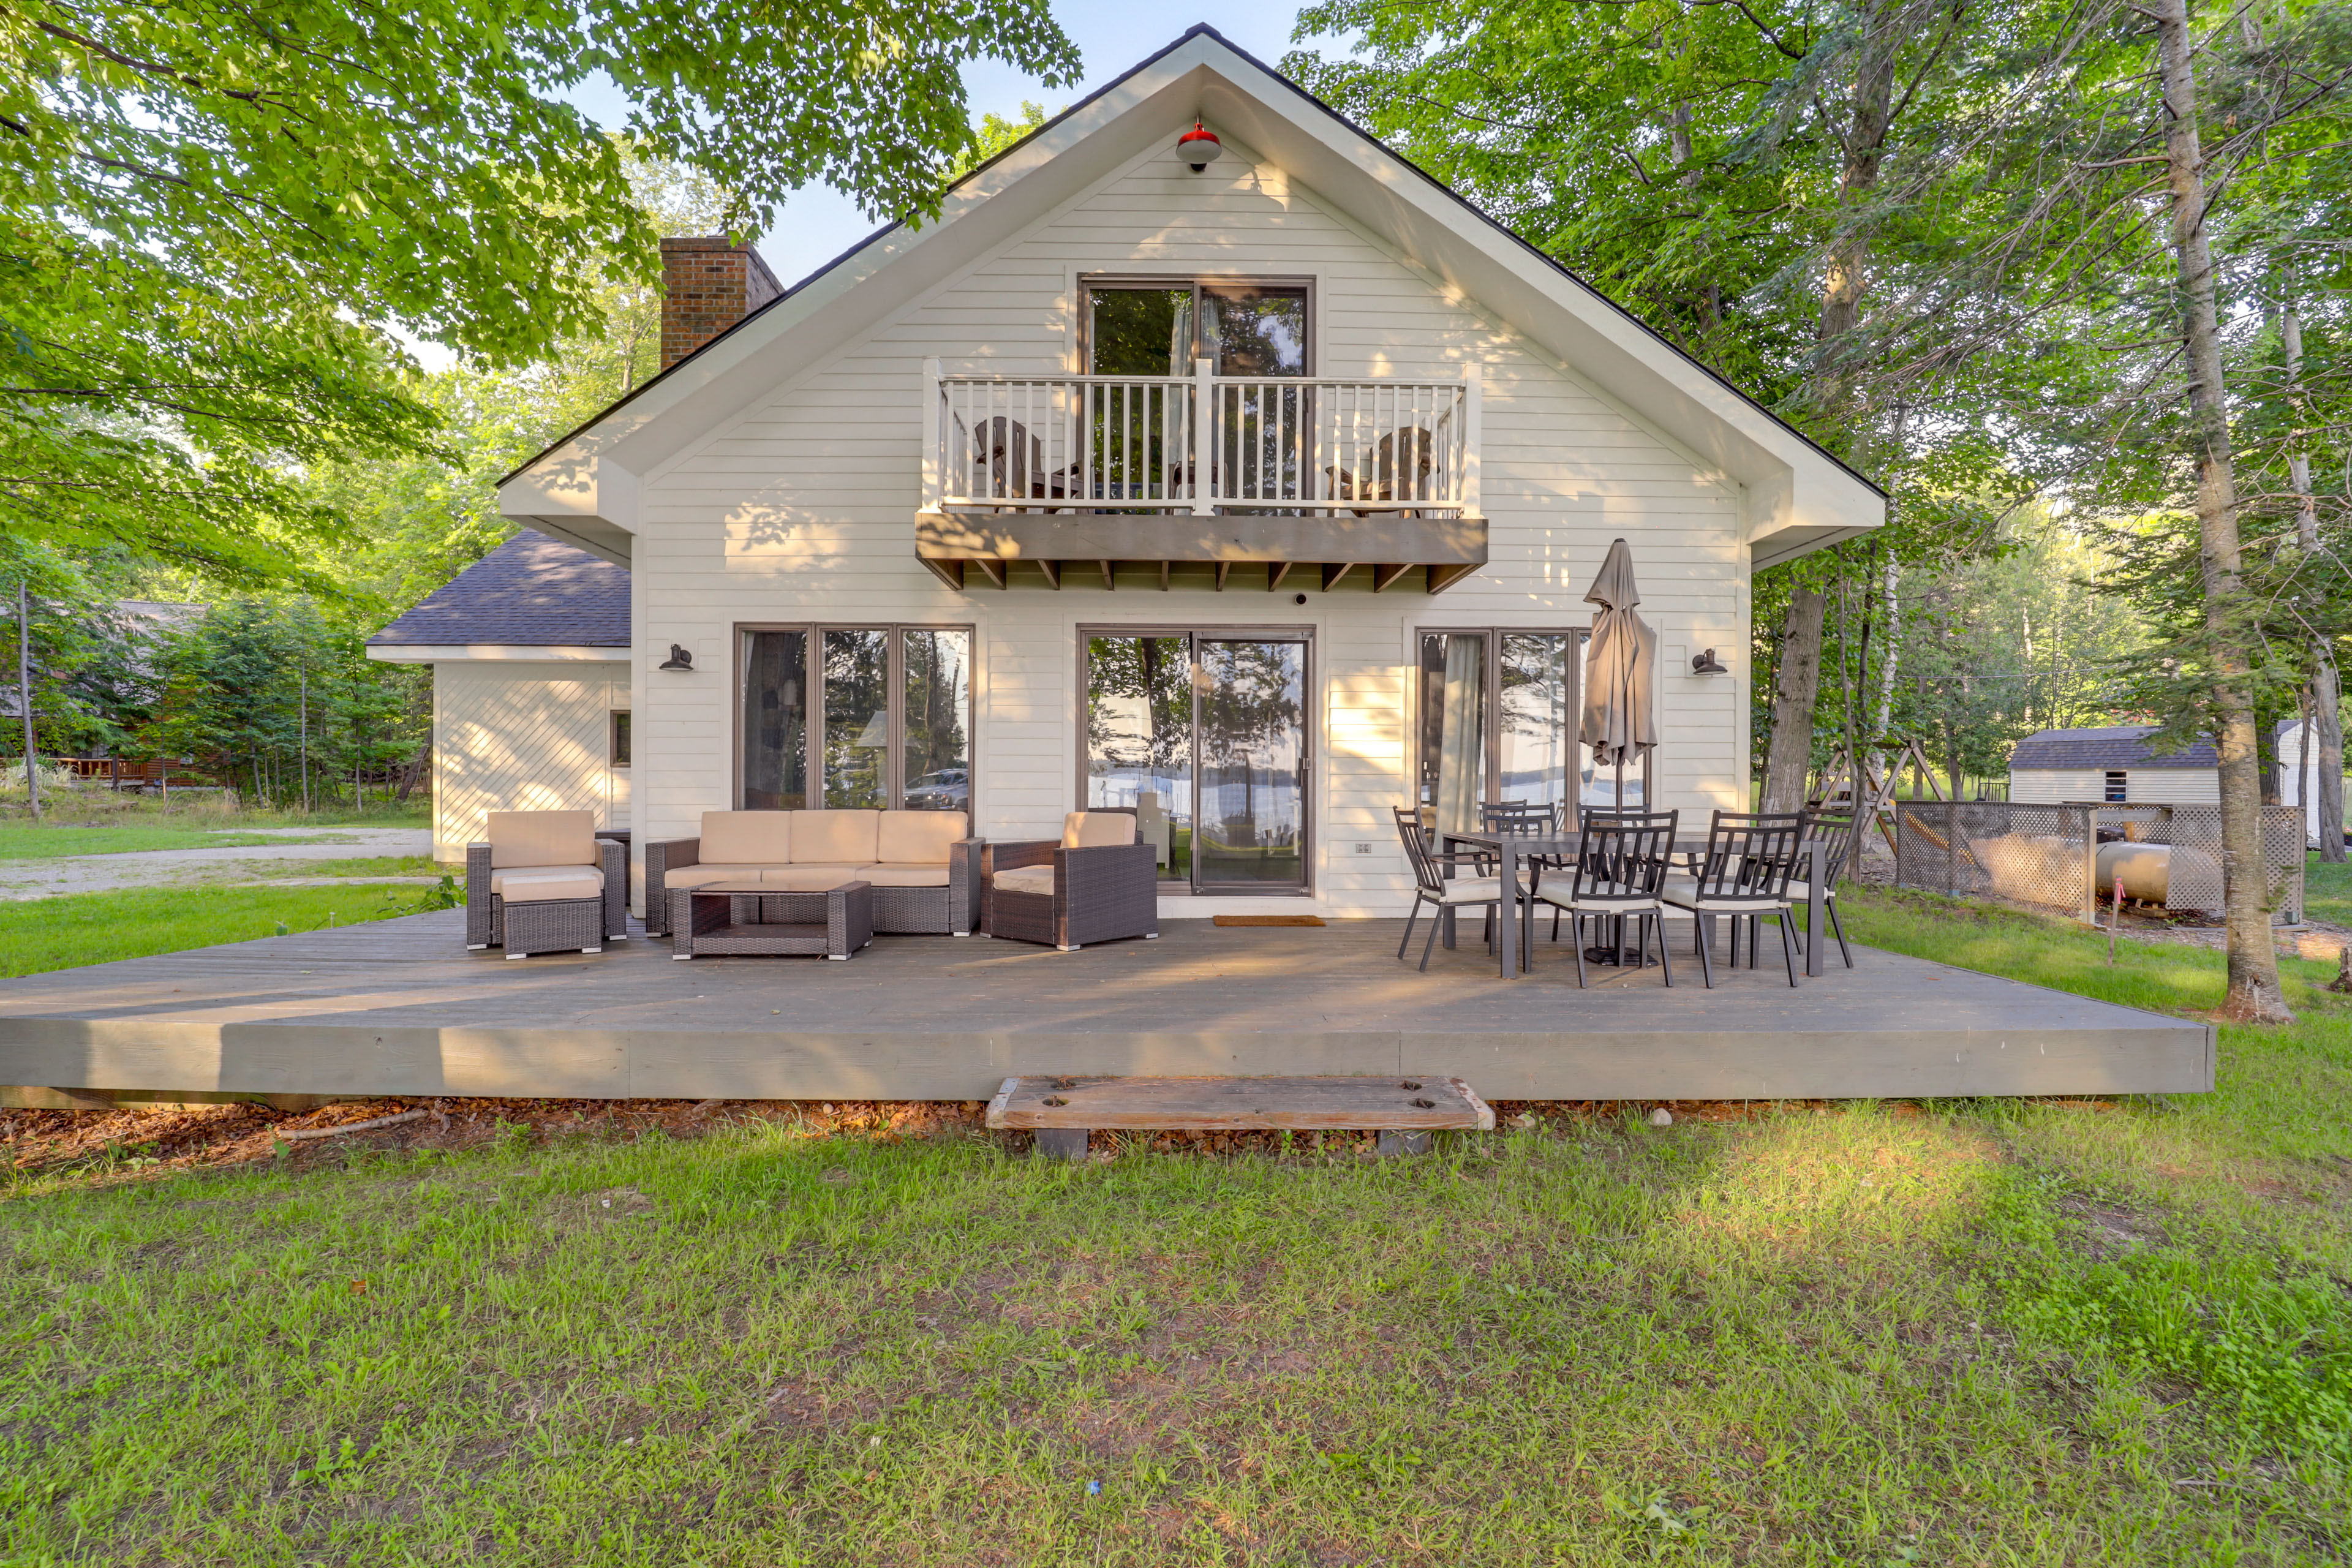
[915, 360, 1486, 593]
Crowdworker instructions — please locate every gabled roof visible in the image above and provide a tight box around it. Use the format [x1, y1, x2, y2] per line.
[368, 530, 629, 651]
[499, 26, 1883, 571]
[2009, 726, 2218, 771]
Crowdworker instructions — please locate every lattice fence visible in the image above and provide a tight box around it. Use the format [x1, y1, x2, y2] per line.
[1894, 802, 2097, 919]
[1894, 801, 2304, 922]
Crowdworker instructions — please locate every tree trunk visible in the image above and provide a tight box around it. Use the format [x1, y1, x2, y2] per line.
[15, 581, 37, 821]
[2154, 0, 2289, 1022]
[1762, 588, 1828, 813]
[1760, 4, 1900, 823]
[2282, 295, 2343, 859]
[395, 741, 431, 802]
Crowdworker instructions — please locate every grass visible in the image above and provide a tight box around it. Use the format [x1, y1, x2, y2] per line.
[247, 854, 442, 880]
[0, 882, 450, 978]
[2305, 851, 2352, 929]
[2, 891, 2350, 1562]
[0, 825, 322, 860]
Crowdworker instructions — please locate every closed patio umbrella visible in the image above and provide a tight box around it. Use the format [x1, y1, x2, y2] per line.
[1580, 537, 1658, 808]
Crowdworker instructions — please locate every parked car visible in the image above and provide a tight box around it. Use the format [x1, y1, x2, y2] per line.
[905, 767, 970, 809]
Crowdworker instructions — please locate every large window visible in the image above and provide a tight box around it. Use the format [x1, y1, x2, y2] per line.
[1417, 628, 1648, 832]
[1084, 279, 1311, 377]
[739, 626, 971, 812]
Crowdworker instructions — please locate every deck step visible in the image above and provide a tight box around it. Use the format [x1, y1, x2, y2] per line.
[985, 1074, 1494, 1136]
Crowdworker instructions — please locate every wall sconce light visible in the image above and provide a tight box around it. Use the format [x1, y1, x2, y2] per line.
[658, 644, 694, 671]
[1176, 119, 1222, 172]
[1691, 648, 1728, 676]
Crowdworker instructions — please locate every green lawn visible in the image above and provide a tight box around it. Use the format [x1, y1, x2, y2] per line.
[2306, 851, 2352, 928]
[247, 854, 442, 880]
[2, 891, 2349, 1562]
[0, 825, 309, 859]
[0, 882, 450, 978]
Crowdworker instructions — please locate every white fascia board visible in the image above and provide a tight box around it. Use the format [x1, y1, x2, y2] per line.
[366, 645, 631, 665]
[496, 453, 640, 567]
[502, 31, 1882, 565]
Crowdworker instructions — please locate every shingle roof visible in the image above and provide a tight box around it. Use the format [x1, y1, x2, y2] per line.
[2008, 726, 2217, 771]
[368, 530, 629, 649]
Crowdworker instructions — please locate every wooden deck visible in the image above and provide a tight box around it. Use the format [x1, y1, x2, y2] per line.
[0, 912, 2212, 1102]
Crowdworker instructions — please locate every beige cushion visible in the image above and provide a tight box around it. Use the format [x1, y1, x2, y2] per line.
[488, 810, 595, 870]
[992, 864, 1057, 895]
[1061, 811, 1136, 849]
[791, 810, 879, 863]
[764, 863, 867, 891]
[877, 809, 967, 864]
[1430, 876, 1503, 905]
[493, 865, 603, 902]
[699, 810, 791, 864]
[857, 862, 951, 888]
[662, 864, 782, 891]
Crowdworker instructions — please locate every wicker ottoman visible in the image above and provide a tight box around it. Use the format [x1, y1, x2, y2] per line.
[671, 881, 873, 961]
[501, 896, 608, 959]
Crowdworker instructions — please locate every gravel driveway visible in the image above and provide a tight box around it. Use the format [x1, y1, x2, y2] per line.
[0, 827, 437, 900]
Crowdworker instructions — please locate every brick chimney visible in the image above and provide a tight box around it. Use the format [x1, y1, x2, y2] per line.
[658, 237, 785, 371]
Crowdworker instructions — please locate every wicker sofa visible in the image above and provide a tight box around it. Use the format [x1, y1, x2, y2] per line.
[982, 810, 1158, 950]
[465, 810, 629, 957]
[644, 809, 981, 938]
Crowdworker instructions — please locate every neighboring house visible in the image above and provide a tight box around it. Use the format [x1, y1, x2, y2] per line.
[2008, 726, 2223, 808]
[366, 530, 631, 861]
[2010, 722, 2348, 842]
[486, 27, 1883, 918]
[2275, 720, 2345, 845]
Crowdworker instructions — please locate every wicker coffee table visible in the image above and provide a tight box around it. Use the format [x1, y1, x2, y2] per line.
[670, 881, 873, 961]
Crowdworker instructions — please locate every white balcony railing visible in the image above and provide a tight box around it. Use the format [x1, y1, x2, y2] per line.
[920, 359, 1480, 517]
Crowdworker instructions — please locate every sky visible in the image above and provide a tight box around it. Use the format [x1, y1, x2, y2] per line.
[569, 5, 1323, 286]
[396, 8, 1326, 370]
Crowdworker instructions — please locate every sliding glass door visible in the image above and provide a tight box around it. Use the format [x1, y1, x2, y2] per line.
[1419, 628, 1644, 824]
[1084, 630, 1311, 894]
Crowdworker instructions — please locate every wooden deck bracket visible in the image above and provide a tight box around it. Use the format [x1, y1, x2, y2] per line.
[1215, 562, 1232, 591]
[970, 557, 1007, 589]
[1099, 559, 1116, 590]
[1036, 559, 1061, 589]
[1267, 561, 1295, 592]
[1371, 564, 1412, 592]
[1322, 562, 1360, 591]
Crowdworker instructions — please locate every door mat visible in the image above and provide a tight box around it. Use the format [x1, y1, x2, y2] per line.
[1212, 915, 1327, 927]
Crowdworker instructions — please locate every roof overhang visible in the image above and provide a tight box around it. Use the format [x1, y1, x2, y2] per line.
[500, 29, 1882, 569]
[365, 644, 631, 665]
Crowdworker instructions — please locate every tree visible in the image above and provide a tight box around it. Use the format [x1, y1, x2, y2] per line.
[1287, 0, 2033, 812]
[0, 1, 1079, 581]
[952, 102, 1051, 179]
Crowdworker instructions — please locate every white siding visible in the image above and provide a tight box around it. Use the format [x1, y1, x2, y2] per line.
[2008, 769, 2102, 804]
[626, 137, 1750, 916]
[432, 662, 628, 863]
[2009, 765, 2220, 808]
[2124, 770, 2220, 806]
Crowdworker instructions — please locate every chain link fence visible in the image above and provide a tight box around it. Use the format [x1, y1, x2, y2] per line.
[1894, 801, 2305, 922]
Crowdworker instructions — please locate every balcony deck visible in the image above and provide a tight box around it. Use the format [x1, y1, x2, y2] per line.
[0, 912, 2210, 1104]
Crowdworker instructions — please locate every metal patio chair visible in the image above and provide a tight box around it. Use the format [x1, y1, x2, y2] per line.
[1393, 807, 1510, 971]
[1662, 810, 1804, 987]
[1792, 811, 1857, 968]
[1534, 809, 1679, 987]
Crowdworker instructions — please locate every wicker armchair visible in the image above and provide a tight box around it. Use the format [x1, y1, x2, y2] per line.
[982, 810, 1158, 950]
[465, 810, 627, 957]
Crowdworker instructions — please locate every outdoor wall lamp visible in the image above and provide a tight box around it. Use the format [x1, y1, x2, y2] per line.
[1177, 120, 1222, 172]
[658, 644, 694, 672]
[1691, 648, 1728, 676]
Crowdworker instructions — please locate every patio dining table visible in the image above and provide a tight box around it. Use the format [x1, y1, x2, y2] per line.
[1441, 828, 1833, 980]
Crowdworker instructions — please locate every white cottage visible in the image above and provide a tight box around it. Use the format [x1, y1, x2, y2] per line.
[491, 27, 1882, 918]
